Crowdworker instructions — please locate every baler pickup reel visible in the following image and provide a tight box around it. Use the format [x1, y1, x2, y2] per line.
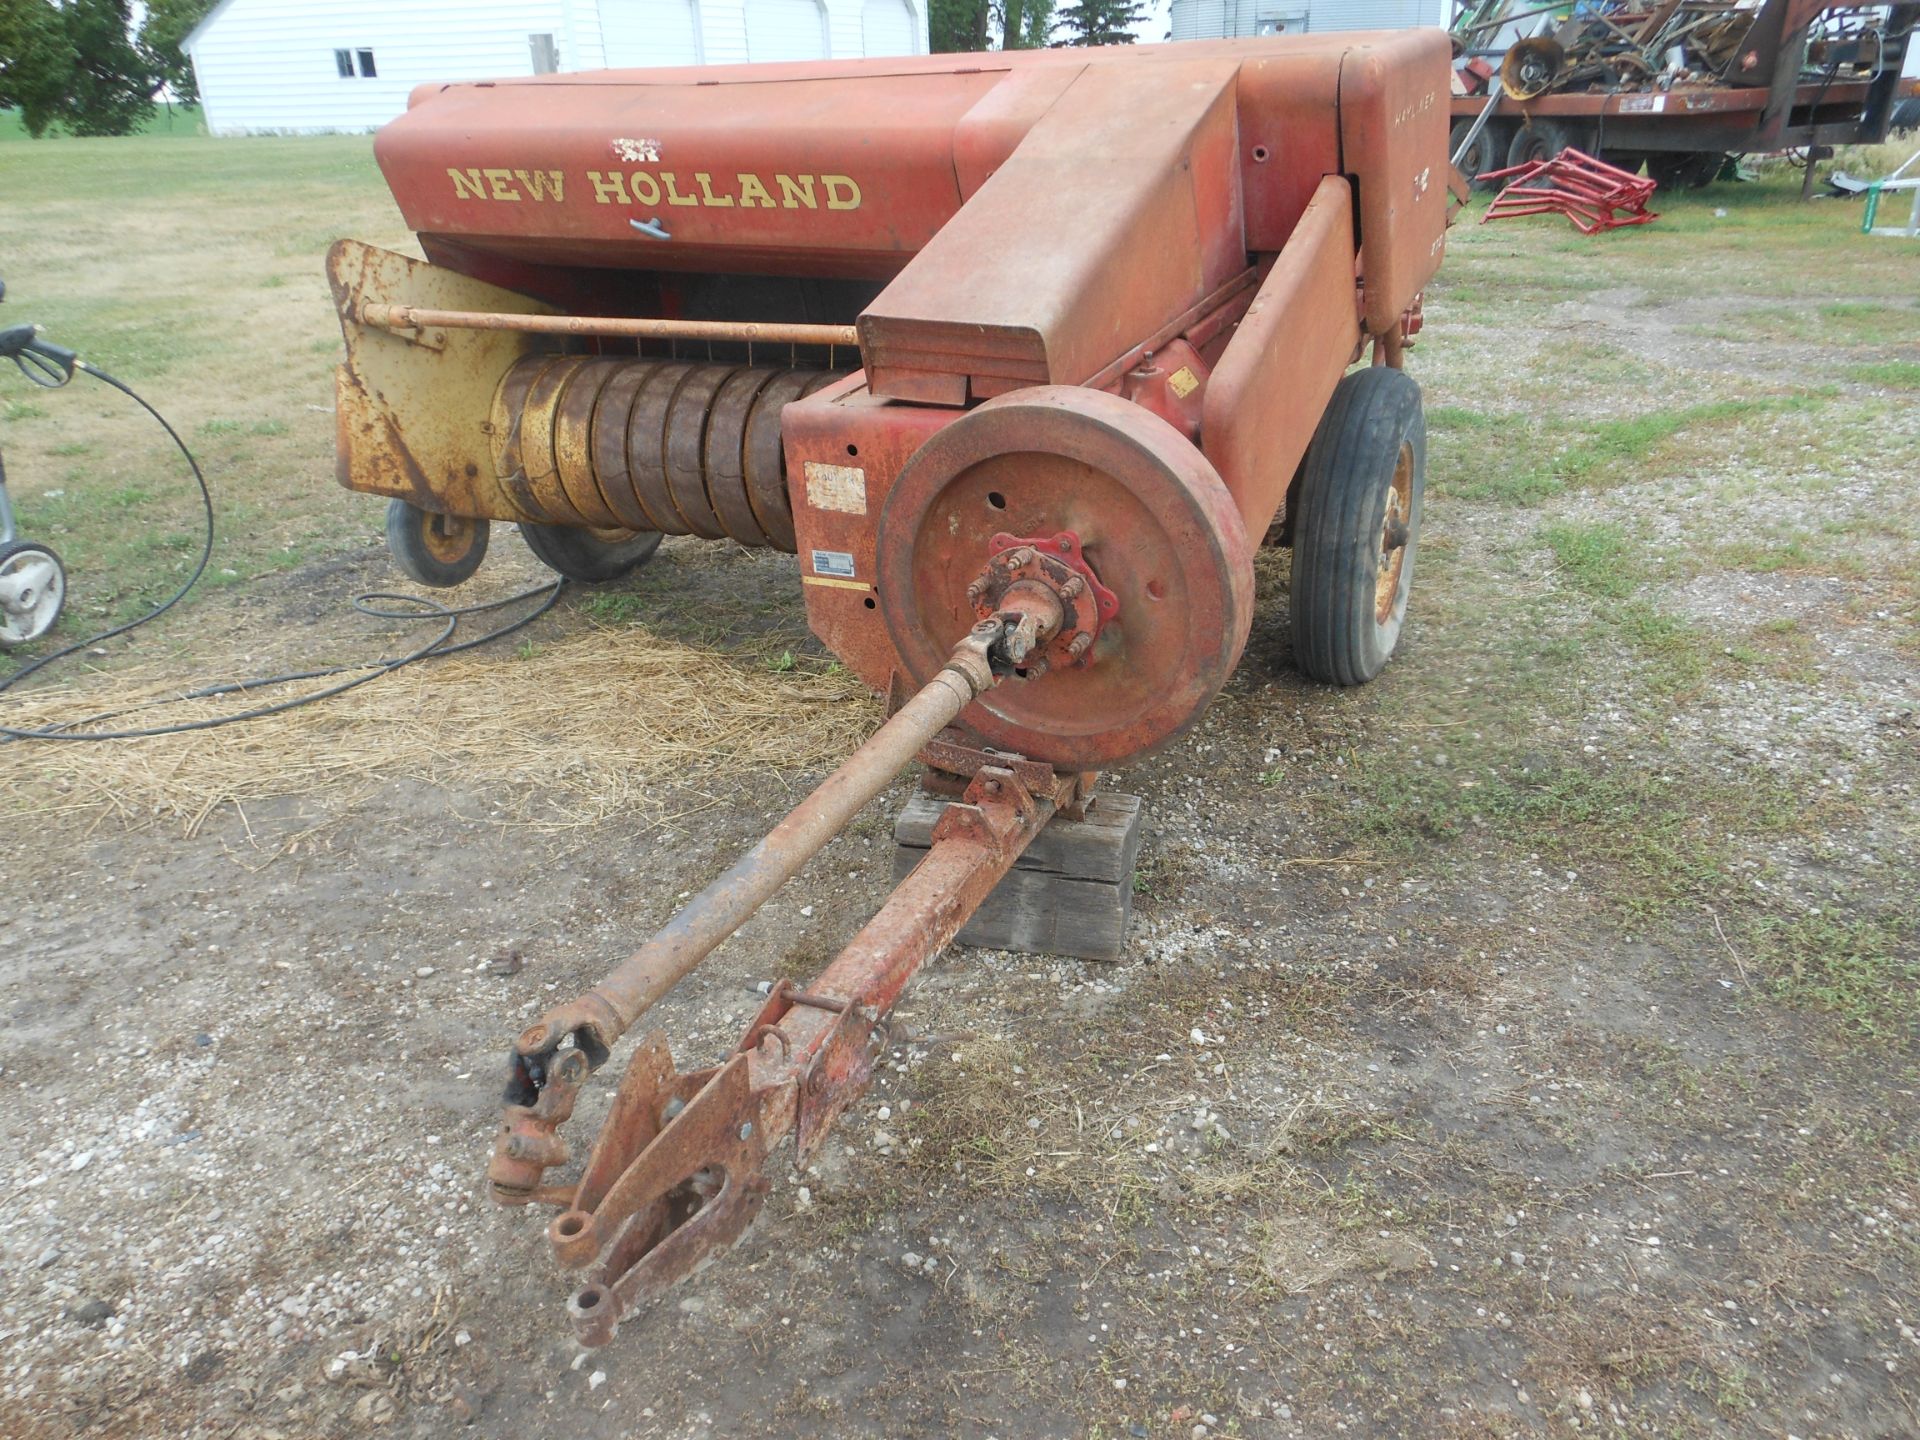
[491, 606, 1092, 1348]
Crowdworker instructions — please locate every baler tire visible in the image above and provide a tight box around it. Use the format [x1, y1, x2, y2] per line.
[1506, 118, 1575, 169]
[1449, 119, 1503, 190]
[1289, 367, 1425, 688]
[386, 499, 490, 589]
[517, 522, 662, 584]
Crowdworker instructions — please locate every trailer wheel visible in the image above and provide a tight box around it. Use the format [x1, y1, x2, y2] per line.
[1648, 151, 1726, 190]
[1506, 118, 1576, 169]
[1289, 367, 1425, 688]
[0, 539, 67, 647]
[1450, 118, 1504, 189]
[386, 499, 490, 589]
[517, 522, 662, 583]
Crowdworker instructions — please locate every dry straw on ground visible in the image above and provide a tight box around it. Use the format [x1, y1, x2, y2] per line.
[4, 625, 879, 833]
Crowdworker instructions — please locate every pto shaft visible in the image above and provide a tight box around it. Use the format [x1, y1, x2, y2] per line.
[491, 621, 1009, 1200]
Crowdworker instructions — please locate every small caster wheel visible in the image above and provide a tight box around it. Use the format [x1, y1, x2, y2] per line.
[386, 499, 489, 588]
[1289, 366, 1425, 687]
[0, 539, 66, 646]
[517, 523, 662, 584]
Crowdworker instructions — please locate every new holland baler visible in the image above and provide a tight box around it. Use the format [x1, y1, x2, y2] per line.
[329, 36, 1452, 1345]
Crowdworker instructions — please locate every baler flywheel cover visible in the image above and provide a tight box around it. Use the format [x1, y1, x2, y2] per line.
[878, 386, 1253, 770]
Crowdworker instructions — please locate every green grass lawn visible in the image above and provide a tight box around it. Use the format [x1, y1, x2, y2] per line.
[2, 124, 409, 658]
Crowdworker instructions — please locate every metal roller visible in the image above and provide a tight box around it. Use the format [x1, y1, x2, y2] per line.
[492, 354, 844, 551]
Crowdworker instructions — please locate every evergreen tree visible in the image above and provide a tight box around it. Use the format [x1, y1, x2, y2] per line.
[1051, 0, 1144, 46]
[0, 0, 157, 136]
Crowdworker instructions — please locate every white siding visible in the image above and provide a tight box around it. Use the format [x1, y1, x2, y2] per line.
[861, 0, 917, 54]
[1169, 0, 1441, 37]
[186, 0, 928, 135]
[599, 0, 700, 66]
[186, 0, 577, 134]
[744, 0, 829, 60]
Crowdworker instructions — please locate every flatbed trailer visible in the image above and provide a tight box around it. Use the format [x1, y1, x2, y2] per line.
[1450, 0, 1919, 187]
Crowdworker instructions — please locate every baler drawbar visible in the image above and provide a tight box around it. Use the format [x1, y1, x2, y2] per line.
[330, 35, 1453, 1344]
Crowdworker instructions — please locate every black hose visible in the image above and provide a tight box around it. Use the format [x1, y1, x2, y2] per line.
[0, 359, 565, 741]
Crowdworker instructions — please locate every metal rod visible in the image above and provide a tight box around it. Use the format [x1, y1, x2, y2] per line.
[357, 302, 861, 349]
[553, 761, 1076, 1344]
[508, 625, 1002, 1067]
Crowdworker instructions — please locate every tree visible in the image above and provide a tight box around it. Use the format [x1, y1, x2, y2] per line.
[0, 0, 77, 136]
[929, 0, 1055, 52]
[1051, 0, 1145, 46]
[930, 0, 992, 51]
[0, 0, 158, 137]
[141, 0, 215, 103]
[1000, 0, 1056, 48]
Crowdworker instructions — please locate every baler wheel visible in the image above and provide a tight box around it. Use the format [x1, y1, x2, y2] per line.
[385, 499, 490, 589]
[1288, 367, 1425, 688]
[517, 522, 662, 584]
[878, 386, 1253, 770]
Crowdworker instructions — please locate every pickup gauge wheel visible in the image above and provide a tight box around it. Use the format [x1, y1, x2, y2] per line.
[1288, 367, 1425, 687]
[0, 539, 66, 646]
[386, 499, 490, 588]
[517, 522, 662, 583]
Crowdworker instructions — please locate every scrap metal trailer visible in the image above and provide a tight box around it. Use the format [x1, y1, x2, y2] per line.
[1449, 0, 1920, 188]
[330, 35, 1451, 1344]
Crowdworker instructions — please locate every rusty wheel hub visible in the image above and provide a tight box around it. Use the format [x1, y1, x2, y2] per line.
[1374, 440, 1414, 626]
[878, 385, 1253, 770]
[965, 530, 1118, 676]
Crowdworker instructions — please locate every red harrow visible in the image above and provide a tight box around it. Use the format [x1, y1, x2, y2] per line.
[1478, 148, 1659, 234]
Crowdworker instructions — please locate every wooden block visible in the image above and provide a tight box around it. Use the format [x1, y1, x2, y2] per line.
[892, 791, 1143, 884]
[891, 791, 1142, 962]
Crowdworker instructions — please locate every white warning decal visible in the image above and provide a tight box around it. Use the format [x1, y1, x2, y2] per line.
[804, 461, 868, 516]
[810, 549, 857, 579]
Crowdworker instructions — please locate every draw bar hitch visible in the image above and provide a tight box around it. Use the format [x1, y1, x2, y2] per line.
[487, 617, 1083, 1345]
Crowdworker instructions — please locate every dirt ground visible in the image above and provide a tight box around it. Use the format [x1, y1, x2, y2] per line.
[2, 141, 1917, 1440]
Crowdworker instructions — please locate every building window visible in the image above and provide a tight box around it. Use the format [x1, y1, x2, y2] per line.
[356, 48, 377, 77]
[334, 48, 354, 77]
[336, 47, 377, 77]
[529, 33, 559, 74]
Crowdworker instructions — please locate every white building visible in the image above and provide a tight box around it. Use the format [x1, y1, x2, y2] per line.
[1168, 0, 1445, 39]
[182, 0, 927, 136]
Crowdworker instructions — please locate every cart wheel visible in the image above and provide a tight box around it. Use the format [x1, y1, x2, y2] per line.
[0, 539, 67, 646]
[387, 499, 490, 588]
[1449, 119, 1504, 190]
[517, 522, 662, 583]
[1289, 367, 1425, 688]
[1506, 118, 1575, 169]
